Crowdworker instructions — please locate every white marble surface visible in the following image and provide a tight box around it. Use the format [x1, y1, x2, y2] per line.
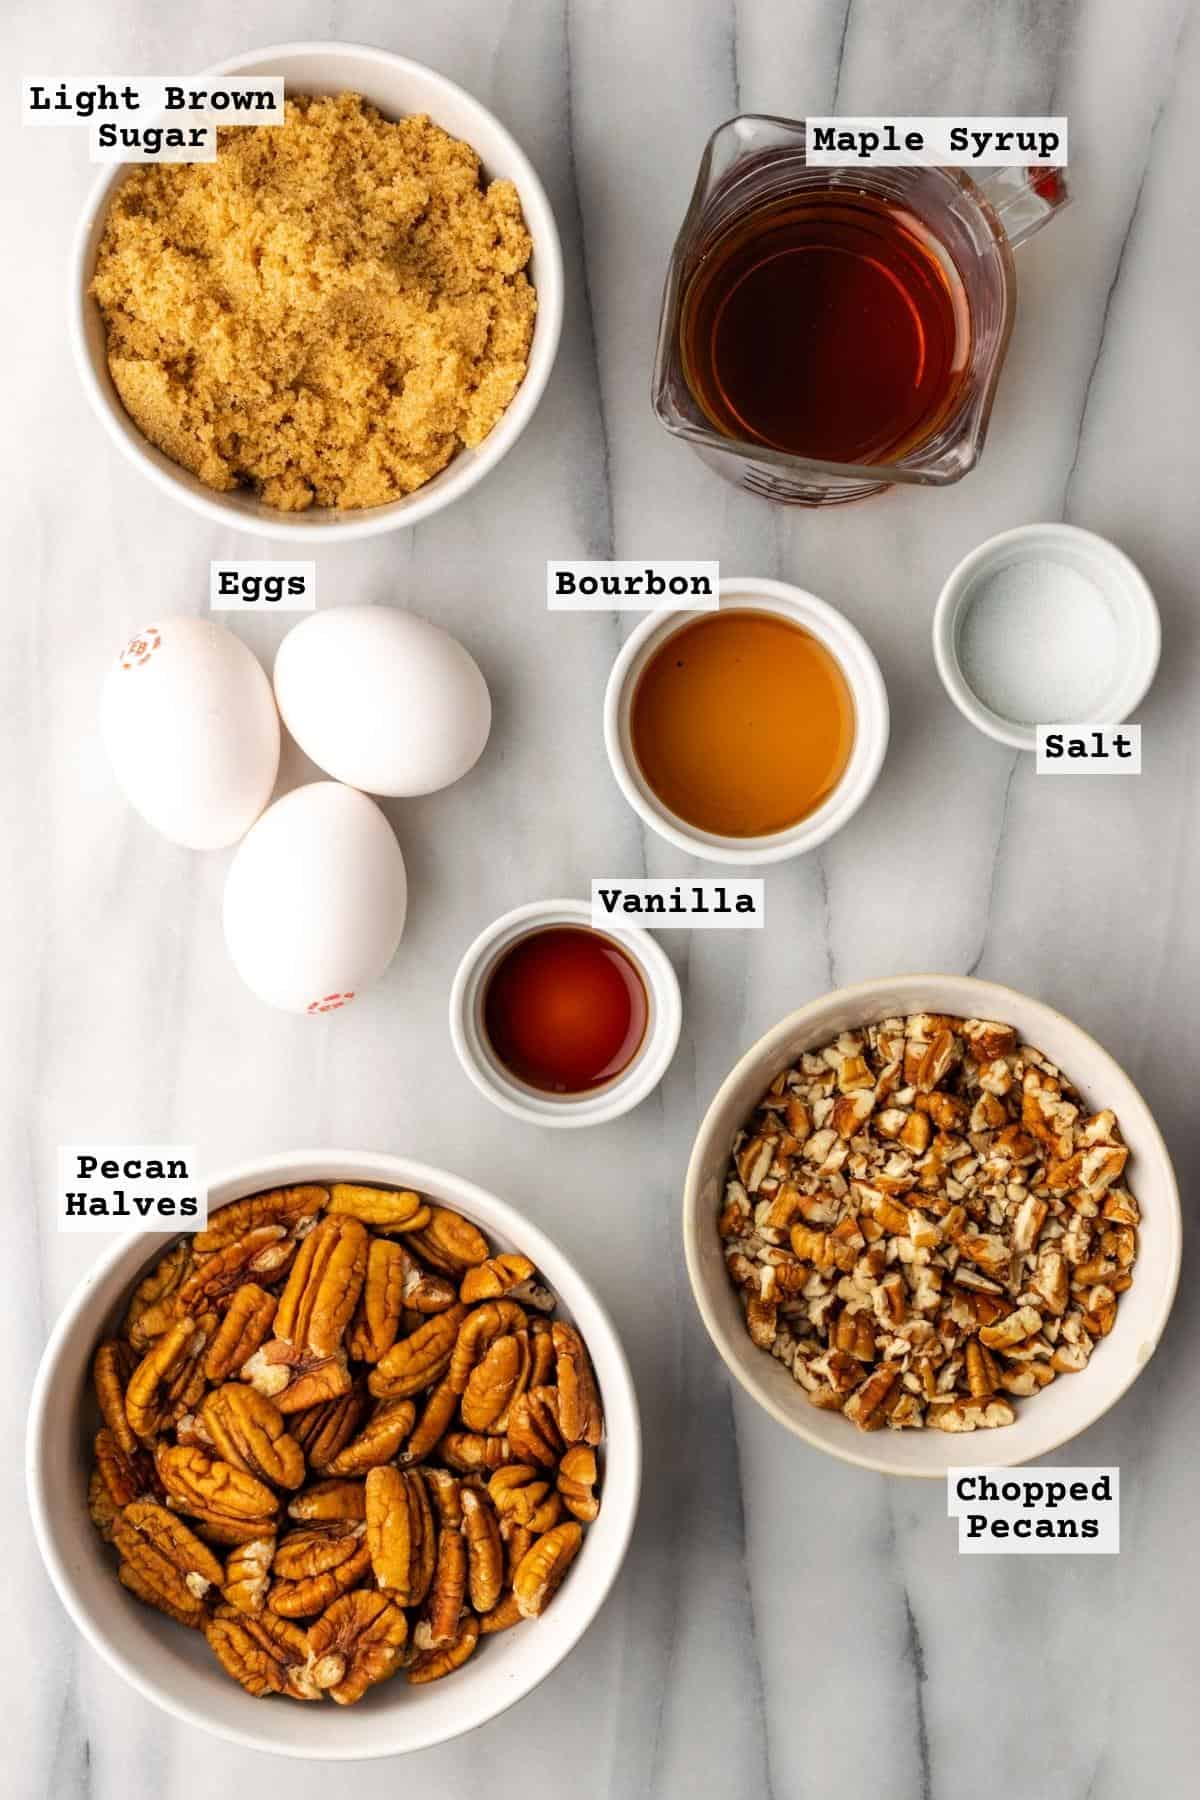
[5, 0, 1199, 1794]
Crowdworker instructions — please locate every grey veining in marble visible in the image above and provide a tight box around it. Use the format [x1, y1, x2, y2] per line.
[4, 1, 1199, 1795]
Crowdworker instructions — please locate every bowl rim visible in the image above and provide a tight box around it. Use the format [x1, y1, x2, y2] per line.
[682, 974, 1182, 1478]
[26, 1149, 642, 1756]
[448, 898, 683, 1128]
[931, 522, 1162, 752]
[602, 576, 890, 866]
[70, 39, 565, 542]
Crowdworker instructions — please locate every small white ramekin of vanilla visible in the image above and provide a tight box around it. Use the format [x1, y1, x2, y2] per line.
[932, 523, 1160, 751]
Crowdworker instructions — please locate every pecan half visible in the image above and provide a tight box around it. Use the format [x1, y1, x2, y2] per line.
[125, 1315, 213, 1441]
[461, 1487, 504, 1615]
[461, 1332, 529, 1433]
[308, 1591, 409, 1705]
[205, 1605, 321, 1699]
[200, 1384, 305, 1490]
[193, 1185, 326, 1252]
[204, 1283, 277, 1383]
[93, 1339, 138, 1456]
[512, 1521, 582, 1618]
[241, 1340, 353, 1414]
[347, 1237, 407, 1363]
[155, 1443, 279, 1540]
[557, 1445, 600, 1522]
[506, 1385, 563, 1468]
[323, 1398, 416, 1476]
[487, 1464, 561, 1534]
[552, 1321, 604, 1445]
[405, 1206, 489, 1275]
[287, 1479, 366, 1524]
[424, 1525, 468, 1648]
[407, 1612, 479, 1684]
[478, 1591, 524, 1635]
[364, 1466, 434, 1607]
[398, 1374, 459, 1466]
[222, 1536, 275, 1615]
[177, 1226, 294, 1314]
[326, 1183, 430, 1233]
[368, 1304, 466, 1399]
[448, 1300, 527, 1394]
[289, 1385, 367, 1469]
[436, 1431, 512, 1474]
[121, 1241, 193, 1348]
[275, 1215, 368, 1356]
[267, 1524, 370, 1618]
[113, 1500, 224, 1621]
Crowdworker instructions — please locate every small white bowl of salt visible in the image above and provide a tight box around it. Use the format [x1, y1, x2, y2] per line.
[932, 522, 1160, 751]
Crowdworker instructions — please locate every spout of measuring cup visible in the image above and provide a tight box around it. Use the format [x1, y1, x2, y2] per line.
[975, 165, 1070, 249]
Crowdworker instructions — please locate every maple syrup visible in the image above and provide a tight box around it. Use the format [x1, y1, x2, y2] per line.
[680, 187, 970, 466]
[630, 609, 855, 838]
[482, 926, 648, 1095]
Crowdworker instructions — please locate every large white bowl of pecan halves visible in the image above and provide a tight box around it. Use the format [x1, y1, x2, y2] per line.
[684, 976, 1181, 1477]
[27, 1153, 640, 1756]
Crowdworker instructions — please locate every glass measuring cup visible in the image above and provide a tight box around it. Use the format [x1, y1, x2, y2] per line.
[652, 115, 1069, 505]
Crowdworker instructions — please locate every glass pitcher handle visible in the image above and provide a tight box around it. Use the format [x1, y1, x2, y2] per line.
[974, 165, 1070, 248]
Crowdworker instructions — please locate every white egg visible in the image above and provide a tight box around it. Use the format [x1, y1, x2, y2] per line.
[101, 617, 279, 849]
[222, 782, 407, 1014]
[273, 605, 491, 797]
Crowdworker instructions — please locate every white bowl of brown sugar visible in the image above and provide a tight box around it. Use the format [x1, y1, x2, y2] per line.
[71, 42, 564, 539]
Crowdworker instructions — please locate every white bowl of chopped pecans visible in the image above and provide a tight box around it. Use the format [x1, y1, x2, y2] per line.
[684, 976, 1181, 1477]
[27, 1152, 640, 1756]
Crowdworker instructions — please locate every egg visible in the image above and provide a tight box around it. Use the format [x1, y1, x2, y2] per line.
[101, 617, 279, 849]
[222, 782, 407, 1014]
[273, 605, 491, 797]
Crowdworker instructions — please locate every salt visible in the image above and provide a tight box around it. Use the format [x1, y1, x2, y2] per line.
[956, 557, 1118, 726]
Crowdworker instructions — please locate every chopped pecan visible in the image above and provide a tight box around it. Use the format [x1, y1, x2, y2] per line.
[308, 1591, 409, 1705]
[512, 1521, 582, 1618]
